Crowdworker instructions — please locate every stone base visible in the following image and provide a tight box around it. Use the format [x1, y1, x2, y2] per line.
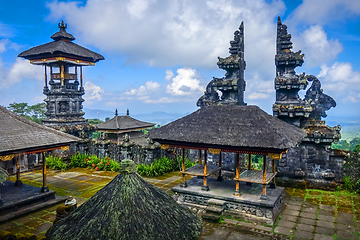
[276, 177, 338, 191]
[0, 181, 64, 223]
[172, 177, 285, 226]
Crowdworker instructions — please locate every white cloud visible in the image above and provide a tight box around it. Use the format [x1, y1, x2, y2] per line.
[165, 69, 174, 81]
[84, 81, 104, 102]
[288, 0, 360, 26]
[292, 25, 343, 67]
[317, 62, 360, 102]
[166, 68, 204, 96]
[125, 81, 160, 96]
[0, 58, 43, 89]
[46, 0, 284, 70]
[247, 92, 270, 100]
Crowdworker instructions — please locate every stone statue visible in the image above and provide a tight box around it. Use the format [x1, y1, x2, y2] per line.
[304, 75, 336, 120]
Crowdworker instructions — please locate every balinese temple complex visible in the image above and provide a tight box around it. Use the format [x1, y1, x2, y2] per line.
[150, 22, 305, 226]
[94, 109, 155, 143]
[18, 21, 104, 138]
[272, 17, 343, 189]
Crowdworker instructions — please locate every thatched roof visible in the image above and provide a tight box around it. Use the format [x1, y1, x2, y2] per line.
[18, 23, 104, 63]
[46, 159, 202, 240]
[149, 105, 305, 153]
[95, 115, 155, 133]
[0, 106, 80, 156]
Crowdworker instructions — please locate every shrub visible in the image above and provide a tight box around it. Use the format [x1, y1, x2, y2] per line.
[137, 156, 196, 177]
[46, 155, 68, 171]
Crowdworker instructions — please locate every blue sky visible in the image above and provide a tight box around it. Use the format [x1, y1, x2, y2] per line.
[0, 0, 359, 123]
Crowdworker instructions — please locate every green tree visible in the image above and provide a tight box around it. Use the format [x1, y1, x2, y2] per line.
[105, 117, 110, 121]
[28, 103, 46, 119]
[353, 144, 360, 153]
[88, 119, 103, 125]
[350, 138, 360, 152]
[8, 102, 30, 116]
[332, 139, 350, 151]
[7, 102, 47, 124]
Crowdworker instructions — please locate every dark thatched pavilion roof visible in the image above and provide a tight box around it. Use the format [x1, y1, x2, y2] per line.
[46, 159, 202, 240]
[18, 22, 104, 63]
[95, 115, 155, 133]
[149, 105, 305, 153]
[0, 106, 80, 156]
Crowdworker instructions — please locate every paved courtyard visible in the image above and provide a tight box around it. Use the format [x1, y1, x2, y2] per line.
[0, 168, 359, 239]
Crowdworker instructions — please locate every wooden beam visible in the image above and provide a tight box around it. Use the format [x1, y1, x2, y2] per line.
[44, 65, 47, 87]
[248, 153, 251, 170]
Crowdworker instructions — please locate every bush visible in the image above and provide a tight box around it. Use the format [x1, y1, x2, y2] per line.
[137, 156, 196, 177]
[46, 155, 68, 171]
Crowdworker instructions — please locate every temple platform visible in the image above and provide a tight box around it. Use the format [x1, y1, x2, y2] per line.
[172, 177, 285, 226]
[0, 181, 65, 223]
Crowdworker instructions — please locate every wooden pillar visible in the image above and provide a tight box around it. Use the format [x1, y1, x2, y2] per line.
[60, 64, 64, 86]
[80, 66, 83, 87]
[75, 66, 78, 80]
[180, 148, 187, 187]
[248, 154, 252, 170]
[261, 154, 268, 200]
[198, 149, 202, 164]
[41, 152, 49, 192]
[201, 150, 209, 191]
[217, 151, 223, 181]
[14, 155, 22, 186]
[270, 158, 277, 189]
[44, 65, 47, 87]
[234, 152, 240, 196]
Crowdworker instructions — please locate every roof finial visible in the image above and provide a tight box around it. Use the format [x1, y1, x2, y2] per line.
[127, 108, 129, 116]
[115, 109, 118, 116]
[58, 20, 67, 30]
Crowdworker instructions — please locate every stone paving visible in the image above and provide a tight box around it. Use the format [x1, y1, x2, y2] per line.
[0, 169, 359, 240]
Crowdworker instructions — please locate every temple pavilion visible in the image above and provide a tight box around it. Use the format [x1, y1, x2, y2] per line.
[94, 109, 155, 143]
[0, 105, 79, 221]
[18, 21, 104, 138]
[150, 105, 305, 225]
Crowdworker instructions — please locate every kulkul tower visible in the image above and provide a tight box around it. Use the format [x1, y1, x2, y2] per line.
[18, 21, 104, 138]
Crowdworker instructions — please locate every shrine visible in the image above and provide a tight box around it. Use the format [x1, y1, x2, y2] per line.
[94, 109, 155, 143]
[18, 21, 104, 138]
[272, 17, 344, 190]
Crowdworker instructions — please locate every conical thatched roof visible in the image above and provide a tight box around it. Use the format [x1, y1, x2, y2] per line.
[46, 159, 202, 240]
[149, 105, 305, 153]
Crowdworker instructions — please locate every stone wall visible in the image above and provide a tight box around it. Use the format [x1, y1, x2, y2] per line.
[276, 143, 345, 190]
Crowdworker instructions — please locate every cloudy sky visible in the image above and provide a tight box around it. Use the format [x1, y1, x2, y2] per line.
[0, 0, 359, 122]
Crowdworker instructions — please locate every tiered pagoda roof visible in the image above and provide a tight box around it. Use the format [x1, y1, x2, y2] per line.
[18, 21, 104, 65]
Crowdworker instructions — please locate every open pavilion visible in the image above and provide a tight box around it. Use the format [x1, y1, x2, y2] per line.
[0, 106, 80, 222]
[150, 104, 305, 225]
